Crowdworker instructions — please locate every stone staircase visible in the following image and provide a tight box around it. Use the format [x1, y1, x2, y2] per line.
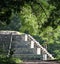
[12, 34, 42, 60]
[0, 31, 54, 61]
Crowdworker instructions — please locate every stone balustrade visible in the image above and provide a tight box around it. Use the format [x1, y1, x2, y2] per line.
[0, 31, 54, 60]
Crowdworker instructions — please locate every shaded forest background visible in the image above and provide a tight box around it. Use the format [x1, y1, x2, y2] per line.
[0, 0, 60, 59]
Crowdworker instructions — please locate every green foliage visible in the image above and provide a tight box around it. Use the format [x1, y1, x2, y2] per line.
[0, 55, 15, 64]
[6, 12, 21, 30]
[0, 0, 48, 24]
[19, 4, 38, 35]
[0, 0, 23, 24]
[0, 55, 22, 64]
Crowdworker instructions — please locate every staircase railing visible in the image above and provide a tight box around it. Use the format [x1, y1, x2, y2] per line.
[24, 34, 54, 60]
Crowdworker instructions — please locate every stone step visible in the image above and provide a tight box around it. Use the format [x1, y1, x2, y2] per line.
[13, 54, 42, 60]
[14, 48, 36, 54]
[0, 41, 31, 52]
[14, 41, 30, 46]
[0, 35, 24, 43]
[12, 35, 25, 41]
[13, 35, 23, 41]
[11, 40, 31, 48]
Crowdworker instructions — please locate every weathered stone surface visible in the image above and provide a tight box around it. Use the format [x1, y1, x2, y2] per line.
[0, 31, 54, 60]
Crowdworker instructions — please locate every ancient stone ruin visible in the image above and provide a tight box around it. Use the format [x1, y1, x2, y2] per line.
[0, 31, 54, 61]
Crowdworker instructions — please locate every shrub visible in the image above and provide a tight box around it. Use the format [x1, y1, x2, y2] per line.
[0, 55, 22, 64]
